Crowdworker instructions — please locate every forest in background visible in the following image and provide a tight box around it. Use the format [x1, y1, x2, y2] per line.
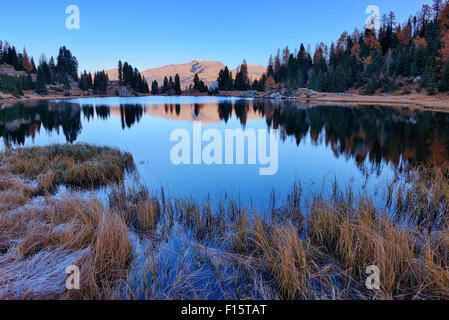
[2, 1, 449, 98]
[218, 0, 449, 95]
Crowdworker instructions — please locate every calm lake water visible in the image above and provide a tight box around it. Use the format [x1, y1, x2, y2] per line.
[1, 96, 448, 208]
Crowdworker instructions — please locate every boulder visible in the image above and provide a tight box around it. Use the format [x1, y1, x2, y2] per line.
[238, 90, 258, 98]
[413, 76, 422, 84]
[270, 92, 285, 99]
[116, 88, 133, 97]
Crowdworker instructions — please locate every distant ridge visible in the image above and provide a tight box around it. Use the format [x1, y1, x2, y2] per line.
[106, 60, 266, 88]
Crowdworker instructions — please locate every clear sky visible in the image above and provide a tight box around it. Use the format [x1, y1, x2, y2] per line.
[1, 0, 432, 73]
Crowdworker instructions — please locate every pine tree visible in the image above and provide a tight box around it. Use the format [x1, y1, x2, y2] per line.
[63, 73, 71, 95]
[193, 74, 200, 90]
[35, 67, 47, 94]
[79, 71, 92, 91]
[169, 76, 174, 91]
[151, 80, 159, 95]
[192, 74, 208, 92]
[142, 78, 149, 94]
[217, 66, 233, 91]
[438, 60, 449, 92]
[162, 76, 169, 93]
[8, 46, 20, 70]
[364, 78, 378, 95]
[118, 60, 123, 84]
[119, 61, 148, 93]
[93, 71, 109, 94]
[234, 60, 249, 90]
[48, 57, 57, 84]
[56, 46, 78, 80]
[174, 74, 181, 95]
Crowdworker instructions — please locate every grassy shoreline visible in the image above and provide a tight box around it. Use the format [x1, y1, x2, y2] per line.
[2, 91, 449, 114]
[1, 144, 449, 300]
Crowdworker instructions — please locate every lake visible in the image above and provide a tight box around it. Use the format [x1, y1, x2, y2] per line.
[1, 96, 448, 208]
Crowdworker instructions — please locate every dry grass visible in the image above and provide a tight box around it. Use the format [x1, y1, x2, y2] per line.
[0, 195, 133, 299]
[2, 144, 449, 300]
[157, 169, 449, 300]
[109, 182, 161, 232]
[0, 144, 134, 193]
[123, 166, 449, 300]
[0, 144, 135, 299]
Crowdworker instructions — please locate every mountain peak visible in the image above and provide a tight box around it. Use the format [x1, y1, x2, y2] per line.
[106, 60, 266, 88]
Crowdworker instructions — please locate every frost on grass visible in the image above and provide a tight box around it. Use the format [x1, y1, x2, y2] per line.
[2, 144, 449, 300]
[0, 144, 135, 299]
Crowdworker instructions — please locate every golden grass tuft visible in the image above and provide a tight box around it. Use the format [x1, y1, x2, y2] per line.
[0, 144, 134, 193]
[3, 143, 449, 300]
[0, 144, 135, 300]
[109, 183, 161, 232]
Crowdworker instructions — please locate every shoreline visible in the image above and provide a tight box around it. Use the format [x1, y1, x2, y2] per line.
[1, 144, 449, 299]
[309, 94, 449, 112]
[1, 91, 449, 112]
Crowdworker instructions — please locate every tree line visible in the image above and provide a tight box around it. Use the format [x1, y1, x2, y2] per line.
[1, 42, 79, 96]
[118, 61, 149, 94]
[4, 1, 449, 98]
[150, 74, 182, 95]
[150, 73, 210, 95]
[260, 0, 449, 95]
[0, 42, 152, 97]
[78, 70, 111, 94]
[216, 60, 266, 92]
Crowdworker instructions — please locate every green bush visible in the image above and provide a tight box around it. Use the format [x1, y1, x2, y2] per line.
[363, 78, 377, 95]
[381, 79, 396, 93]
[50, 86, 64, 92]
[0, 74, 25, 97]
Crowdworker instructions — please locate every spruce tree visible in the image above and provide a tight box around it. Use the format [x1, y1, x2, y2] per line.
[151, 80, 159, 95]
[35, 68, 47, 94]
[118, 60, 123, 84]
[162, 77, 169, 93]
[175, 74, 181, 95]
[169, 76, 174, 91]
[438, 60, 449, 92]
[193, 74, 200, 90]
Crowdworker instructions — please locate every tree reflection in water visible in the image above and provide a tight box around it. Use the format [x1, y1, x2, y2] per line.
[1, 99, 449, 172]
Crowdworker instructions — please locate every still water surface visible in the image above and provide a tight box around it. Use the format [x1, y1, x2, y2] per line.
[1, 96, 448, 207]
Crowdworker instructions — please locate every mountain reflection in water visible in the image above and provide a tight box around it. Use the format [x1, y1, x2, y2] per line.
[1, 98, 448, 173]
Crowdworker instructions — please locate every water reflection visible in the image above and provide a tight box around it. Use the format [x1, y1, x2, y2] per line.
[1, 98, 449, 172]
[120, 104, 145, 129]
[0, 101, 82, 146]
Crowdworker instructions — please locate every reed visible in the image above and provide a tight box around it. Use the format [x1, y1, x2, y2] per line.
[0, 144, 134, 193]
[2, 144, 449, 300]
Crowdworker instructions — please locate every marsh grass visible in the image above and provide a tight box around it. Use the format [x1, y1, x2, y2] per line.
[0, 144, 135, 299]
[0, 144, 134, 193]
[2, 144, 449, 300]
[109, 182, 161, 232]
[127, 167, 449, 300]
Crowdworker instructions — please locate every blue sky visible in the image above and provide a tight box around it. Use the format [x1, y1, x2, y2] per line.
[1, 0, 432, 73]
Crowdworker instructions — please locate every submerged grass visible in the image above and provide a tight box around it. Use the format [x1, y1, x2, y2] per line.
[1, 144, 449, 300]
[0, 144, 134, 193]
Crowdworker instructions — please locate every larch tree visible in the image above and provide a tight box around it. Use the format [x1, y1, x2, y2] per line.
[21, 48, 33, 72]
